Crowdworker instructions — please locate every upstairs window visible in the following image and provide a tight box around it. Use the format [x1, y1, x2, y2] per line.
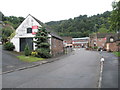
[27, 28, 32, 33]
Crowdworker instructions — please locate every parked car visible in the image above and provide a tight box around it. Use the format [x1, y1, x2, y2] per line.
[97, 47, 103, 51]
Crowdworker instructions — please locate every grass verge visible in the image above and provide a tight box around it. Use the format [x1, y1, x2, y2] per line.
[113, 52, 120, 57]
[17, 55, 44, 62]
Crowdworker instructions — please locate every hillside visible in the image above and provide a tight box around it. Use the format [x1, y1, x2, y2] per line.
[46, 11, 111, 38]
[2, 11, 112, 38]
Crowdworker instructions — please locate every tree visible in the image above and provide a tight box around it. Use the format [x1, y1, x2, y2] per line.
[1, 26, 14, 43]
[3, 16, 25, 29]
[33, 27, 51, 58]
[24, 44, 31, 56]
[109, 0, 120, 32]
[97, 24, 109, 33]
[46, 11, 111, 37]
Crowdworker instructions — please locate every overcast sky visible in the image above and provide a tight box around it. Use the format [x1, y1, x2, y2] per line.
[1, 0, 114, 23]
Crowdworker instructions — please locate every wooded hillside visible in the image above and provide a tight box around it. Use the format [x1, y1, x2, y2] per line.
[46, 11, 112, 37]
[1, 11, 113, 38]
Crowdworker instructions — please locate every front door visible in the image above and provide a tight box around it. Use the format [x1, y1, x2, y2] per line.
[20, 38, 33, 51]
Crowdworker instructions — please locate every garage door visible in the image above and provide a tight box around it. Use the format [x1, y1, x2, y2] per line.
[20, 38, 33, 51]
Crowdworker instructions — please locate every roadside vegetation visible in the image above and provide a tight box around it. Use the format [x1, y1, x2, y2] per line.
[17, 55, 44, 62]
[113, 52, 120, 57]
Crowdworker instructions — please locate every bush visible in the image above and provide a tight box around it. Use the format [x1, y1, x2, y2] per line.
[3, 42, 15, 51]
[31, 51, 38, 57]
[93, 46, 98, 49]
[24, 44, 31, 56]
[36, 48, 51, 58]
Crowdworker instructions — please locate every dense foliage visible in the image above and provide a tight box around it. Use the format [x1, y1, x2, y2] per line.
[1, 26, 14, 43]
[109, 0, 120, 32]
[3, 42, 15, 51]
[33, 27, 51, 58]
[24, 44, 31, 56]
[46, 11, 112, 37]
[3, 16, 25, 29]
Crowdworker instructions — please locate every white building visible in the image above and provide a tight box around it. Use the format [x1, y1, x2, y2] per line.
[11, 14, 64, 56]
[72, 37, 89, 48]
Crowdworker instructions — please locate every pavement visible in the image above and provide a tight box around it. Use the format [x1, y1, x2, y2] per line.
[99, 51, 119, 88]
[2, 48, 100, 88]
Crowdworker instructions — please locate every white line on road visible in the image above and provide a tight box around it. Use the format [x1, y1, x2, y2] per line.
[98, 57, 104, 88]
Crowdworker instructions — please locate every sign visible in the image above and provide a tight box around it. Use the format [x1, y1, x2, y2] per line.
[32, 26, 38, 34]
[104, 37, 106, 40]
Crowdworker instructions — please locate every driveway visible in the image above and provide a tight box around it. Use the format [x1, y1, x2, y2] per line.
[3, 48, 101, 88]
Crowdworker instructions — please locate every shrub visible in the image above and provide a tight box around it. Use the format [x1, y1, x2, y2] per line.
[31, 51, 38, 57]
[93, 46, 98, 49]
[24, 44, 31, 56]
[3, 42, 15, 51]
[36, 48, 51, 58]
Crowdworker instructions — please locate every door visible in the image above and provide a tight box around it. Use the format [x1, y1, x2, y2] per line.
[20, 38, 33, 51]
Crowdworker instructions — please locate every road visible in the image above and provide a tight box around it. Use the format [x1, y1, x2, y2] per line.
[100, 51, 118, 88]
[2, 48, 101, 88]
[2, 45, 35, 72]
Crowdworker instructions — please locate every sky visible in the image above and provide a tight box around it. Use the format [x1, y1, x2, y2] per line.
[1, 0, 114, 23]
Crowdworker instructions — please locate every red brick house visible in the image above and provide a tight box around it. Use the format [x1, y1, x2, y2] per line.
[105, 33, 120, 52]
[89, 33, 120, 51]
[89, 33, 113, 49]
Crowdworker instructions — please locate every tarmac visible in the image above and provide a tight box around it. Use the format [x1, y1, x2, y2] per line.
[1, 49, 73, 75]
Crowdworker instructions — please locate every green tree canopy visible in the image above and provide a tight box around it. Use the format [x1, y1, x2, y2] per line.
[109, 0, 120, 32]
[46, 11, 111, 37]
[1, 26, 14, 43]
[33, 27, 51, 58]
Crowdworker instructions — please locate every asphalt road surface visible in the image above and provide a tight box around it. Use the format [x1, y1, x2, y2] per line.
[2, 48, 101, 88]
[100, 51, 118, 88]
[2, 47, 35, 72]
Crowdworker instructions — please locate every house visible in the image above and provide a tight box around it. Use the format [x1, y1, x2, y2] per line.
[89, 33, 113, 49]
[62, 37, 73, 53]
[62, 37, 72, 47]
[105, 33, 120, 51]
[89, 33, 120, 51]
[72, 37, 89, 48]
[11, 14, 64, 56]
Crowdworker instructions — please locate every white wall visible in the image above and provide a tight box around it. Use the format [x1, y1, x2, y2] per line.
[48, 34, 52, 54]
[11, 37, 19, 52]
[11, 15, 42, 52]
[15, 15, 41, 38]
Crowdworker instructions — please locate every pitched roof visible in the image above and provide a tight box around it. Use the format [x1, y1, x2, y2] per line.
[89, 33, 114, 38]
[29, 14, 63, 40]
[96, 33, 114, 38]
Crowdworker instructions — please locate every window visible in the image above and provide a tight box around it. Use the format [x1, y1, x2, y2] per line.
[27, 28, 32, 33]
[110, 38, 114, 42]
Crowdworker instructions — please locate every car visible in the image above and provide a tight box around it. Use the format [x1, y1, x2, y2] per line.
[97, 47, 103, 51]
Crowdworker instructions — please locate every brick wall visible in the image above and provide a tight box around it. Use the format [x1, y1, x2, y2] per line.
[106, 41, 119, 51]
[96, 38, 106, 48]
[62, 37, 72, 44]
[51, 37, 64, 56]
